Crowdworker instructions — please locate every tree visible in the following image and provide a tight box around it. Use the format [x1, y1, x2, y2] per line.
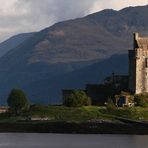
[64, 90, 91, 107]
[7, 89, 29, 115]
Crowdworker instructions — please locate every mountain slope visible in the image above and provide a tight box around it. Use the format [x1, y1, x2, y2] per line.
[0, 33, 34, 57]
[0, 5, 148, 104]
[23, 54, 128, 103]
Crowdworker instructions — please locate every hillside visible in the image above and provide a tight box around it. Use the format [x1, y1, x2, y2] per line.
[0, 33, 34, 57]
[0, 5, 148, 104]
[23, 54, 128, 103]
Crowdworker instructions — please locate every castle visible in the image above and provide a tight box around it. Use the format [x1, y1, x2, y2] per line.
[63, 33, 148, 106]
[129, 33, 148, 94]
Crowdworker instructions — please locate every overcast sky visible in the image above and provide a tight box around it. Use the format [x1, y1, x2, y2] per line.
[0, 0, 147, 42]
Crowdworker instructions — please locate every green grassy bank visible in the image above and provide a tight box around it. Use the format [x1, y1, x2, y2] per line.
[29, 106, 148, 122]
[1, 106, 148, 122]
[0, 106, 147, 134]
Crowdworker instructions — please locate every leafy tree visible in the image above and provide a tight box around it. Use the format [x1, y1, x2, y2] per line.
[64, 90, 91, 107]
[7, 89, 29, 115]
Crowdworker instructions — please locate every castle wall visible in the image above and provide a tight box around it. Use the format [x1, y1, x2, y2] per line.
[135, 48, 145, 93]
[129, 33, 148, 94]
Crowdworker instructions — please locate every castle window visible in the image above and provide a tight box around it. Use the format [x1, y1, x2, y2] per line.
[146, 58, 148, 67]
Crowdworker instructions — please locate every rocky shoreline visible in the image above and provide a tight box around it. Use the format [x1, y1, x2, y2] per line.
[0, 121, 147, 134]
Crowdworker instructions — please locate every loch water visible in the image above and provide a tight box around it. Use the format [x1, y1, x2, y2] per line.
[0, 133, 147, 148]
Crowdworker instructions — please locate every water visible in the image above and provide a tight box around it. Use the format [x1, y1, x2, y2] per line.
[0, 133, 147, 148]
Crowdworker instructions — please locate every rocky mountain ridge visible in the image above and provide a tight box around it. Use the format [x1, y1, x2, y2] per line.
[0, 5, 148, 103]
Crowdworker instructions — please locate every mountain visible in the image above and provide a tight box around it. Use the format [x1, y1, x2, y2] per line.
[0, 33, 34, 57]
[23, 54, 128, 103]
[0, 5, 148, 104]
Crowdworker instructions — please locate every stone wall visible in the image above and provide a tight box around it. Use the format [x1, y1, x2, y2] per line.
[129, 33, 148, 94]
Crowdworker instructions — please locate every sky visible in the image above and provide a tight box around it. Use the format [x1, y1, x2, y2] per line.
[0, 0, 147, 42]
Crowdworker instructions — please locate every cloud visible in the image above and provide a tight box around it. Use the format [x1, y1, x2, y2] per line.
[89, 0, 148, 13]
[0, 0, 147, 42]
[0, 0, 96, 41]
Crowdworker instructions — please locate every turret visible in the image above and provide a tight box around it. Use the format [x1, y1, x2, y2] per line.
[133, 32, 139, 49]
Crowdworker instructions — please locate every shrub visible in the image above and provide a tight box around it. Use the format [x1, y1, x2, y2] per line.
[64, 90, 91, 107]
[106, 98, 116, 111]
[29, 104, 49, 118]
[134, 93, 148, 107]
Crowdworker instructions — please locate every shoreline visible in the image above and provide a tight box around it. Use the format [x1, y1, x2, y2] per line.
[0, 121, 147, 135]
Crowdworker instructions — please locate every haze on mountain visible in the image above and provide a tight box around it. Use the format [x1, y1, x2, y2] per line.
[0, 5, 148, 104]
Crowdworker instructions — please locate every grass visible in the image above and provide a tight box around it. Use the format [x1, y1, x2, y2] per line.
[29, 106, 107, 122]
[100, 107, 148, 120]
[28, 105, 148, 122]
[0, 105, 147, 123]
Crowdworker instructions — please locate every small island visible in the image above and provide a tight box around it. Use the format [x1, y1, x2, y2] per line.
[0, 33, 147, 134]
[0, 89, 147, 134]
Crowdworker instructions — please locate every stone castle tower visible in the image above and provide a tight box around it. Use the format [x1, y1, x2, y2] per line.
[129, 33, 148, 94]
